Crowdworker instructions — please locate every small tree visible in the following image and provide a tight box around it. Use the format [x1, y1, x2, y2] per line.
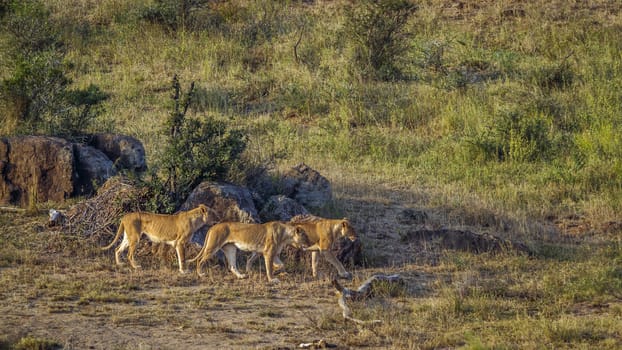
[151, 75, 246, 212]
[346, 0, 417, 81]
[0, 0, 108, 138]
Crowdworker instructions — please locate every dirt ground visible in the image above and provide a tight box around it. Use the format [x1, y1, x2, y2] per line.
[0, 176, 570, 349]
[0, 179, 452, 350]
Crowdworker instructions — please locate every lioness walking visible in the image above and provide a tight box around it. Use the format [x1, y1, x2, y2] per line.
[102, 204, 212, 274]
[189, 221, 309, 283]
[247, 217, 358, 279]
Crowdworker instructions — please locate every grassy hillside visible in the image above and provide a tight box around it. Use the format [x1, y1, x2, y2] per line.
[1, 1, 622, 348]
[8, 0, 615, 233]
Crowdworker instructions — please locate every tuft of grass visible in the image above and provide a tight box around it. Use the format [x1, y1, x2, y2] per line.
[12, 336, 62, 350]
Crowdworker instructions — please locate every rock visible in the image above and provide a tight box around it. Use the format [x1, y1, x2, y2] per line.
[88, 133, 147, 172]
[73, 144, 116, 195]
[281, 163, 332, 208]
[247, 174, 279, 210]
[48, 209, 66, 227]
[180, 181, 260, 245]
[259, 195, 310, 222]
[0, 136, 75, 207]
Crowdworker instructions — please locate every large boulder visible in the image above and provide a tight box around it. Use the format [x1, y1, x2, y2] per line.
[281, 163, 332, 208]
[259, 195, 310, 222]
[0, 136, 75, 206]
[0, 135, 147, 208]
[180, 181, 260, 244]
[73, 144, 116, 195]
[88, 133, 147, 172]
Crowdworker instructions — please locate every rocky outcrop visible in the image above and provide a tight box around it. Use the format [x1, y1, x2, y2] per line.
[281, 163, 332, 208]
[74, 143, 116, 195]
[0, 136, 76, 207]
[180, 181, 260, 244]
[87, 133, 147, 172]
[0, 135, 146, 207]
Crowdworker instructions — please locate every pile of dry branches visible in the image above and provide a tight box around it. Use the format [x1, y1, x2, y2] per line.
[62, 176, 148, 241]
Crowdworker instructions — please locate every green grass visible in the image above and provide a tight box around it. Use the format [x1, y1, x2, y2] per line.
[2, 0, 622, 348]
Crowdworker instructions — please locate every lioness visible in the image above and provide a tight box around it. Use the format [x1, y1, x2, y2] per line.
[102, 204, 212, 274]
[247, 217, 358, 279]
[189, 221, 309, 283]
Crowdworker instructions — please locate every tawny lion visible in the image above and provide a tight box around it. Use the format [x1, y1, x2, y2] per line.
[247, 216, 358, 279]
[188, 221, 309, 283]
[102, 204, 212, 274]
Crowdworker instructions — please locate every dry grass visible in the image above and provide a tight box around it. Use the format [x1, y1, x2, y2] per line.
[2, 170, 622, 349]
[3, 0, 622, 348]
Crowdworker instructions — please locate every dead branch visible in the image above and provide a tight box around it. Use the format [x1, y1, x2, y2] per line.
[0, 206, 26, 213]
[332, 274, 403, 325]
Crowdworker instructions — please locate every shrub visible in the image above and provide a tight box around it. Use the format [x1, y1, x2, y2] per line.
[0, 0, 107, 138]
[139, 0, 213, 32]
[150, 75, 247, 212]
[345, 0, 417, 81]
[469, 110, 553, 163]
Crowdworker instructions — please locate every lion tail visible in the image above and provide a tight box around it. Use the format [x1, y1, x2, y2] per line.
[187, 241, 205, 263]
[101, 222, 125, 250]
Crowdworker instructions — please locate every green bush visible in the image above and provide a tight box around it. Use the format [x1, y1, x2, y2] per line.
[150, 75, 247, 212]
[345, 0, 417, 81]
[470, 109, 553, 163]
[139, 0, 214, 32]
[0, 0, 107, 138]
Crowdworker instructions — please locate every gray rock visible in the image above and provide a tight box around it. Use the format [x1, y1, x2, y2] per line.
[88, 133, 147, 172]
[180, 181, 260, 245]
[74, 144, 116, 195]
[0, 136, 75, 207]
[259, 195, 310, 222]
[282, 163, 332, 208]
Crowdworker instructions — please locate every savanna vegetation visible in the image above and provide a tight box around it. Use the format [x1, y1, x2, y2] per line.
[1, 0, 621, 349]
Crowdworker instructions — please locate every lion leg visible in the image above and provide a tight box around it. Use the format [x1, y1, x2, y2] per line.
[311, 251, 320, 278]
[245, 252, 259, 273]
[264, 247, 280, 283]
[174, 242, 189, 274]
[222, 244, 247, 279]
[114, 235, 129, 266]
[196, 247, 216, 277]
[321, 250, 352, 279]
[127, 238, 141, 269]
[273, 249, 285, 271]
[246, 251, 284, 273]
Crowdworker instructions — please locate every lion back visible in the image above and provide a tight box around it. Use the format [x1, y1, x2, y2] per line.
[139, 213, 181, 241]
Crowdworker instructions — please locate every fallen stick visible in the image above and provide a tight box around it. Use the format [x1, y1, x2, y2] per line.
[332, 274, 403, 325]
[0, 206, 25, 213]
